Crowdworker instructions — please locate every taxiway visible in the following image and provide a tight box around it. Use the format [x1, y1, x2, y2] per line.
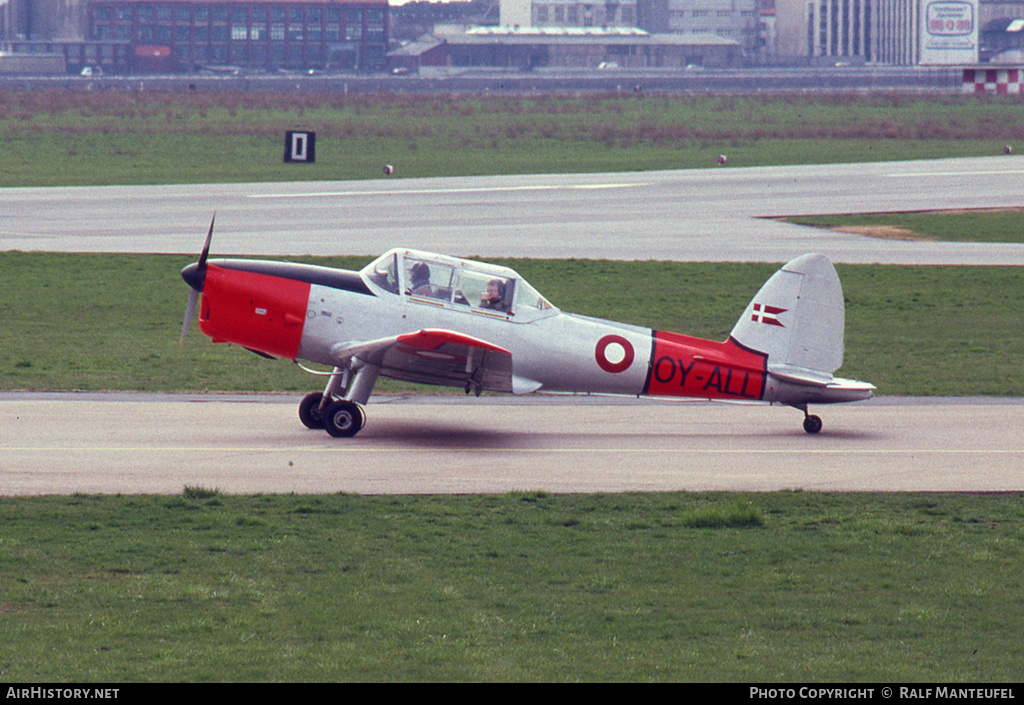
[2, 156, 1024, 264]
[2, 159, 1022, 496]
[2, 394, 1021, 496]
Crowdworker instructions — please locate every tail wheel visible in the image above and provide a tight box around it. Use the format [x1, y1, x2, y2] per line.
[298, 392, 325, 430]
[323, 400, 366, 438]
[803, 414, 823, 434]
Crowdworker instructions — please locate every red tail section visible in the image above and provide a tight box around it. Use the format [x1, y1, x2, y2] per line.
[644, 331, 767, 401]
[199, 264, 309, 359]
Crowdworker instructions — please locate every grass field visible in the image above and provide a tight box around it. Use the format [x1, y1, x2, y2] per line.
[2, 491, 1022, 682]
[2, 252, 1022, 396]
[2, 89, 1023, 683]
[2, 90, 1023, 186]
[783, 209, 1024, 244]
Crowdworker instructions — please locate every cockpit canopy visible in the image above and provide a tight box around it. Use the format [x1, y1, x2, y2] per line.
[361, 249, 557, 322]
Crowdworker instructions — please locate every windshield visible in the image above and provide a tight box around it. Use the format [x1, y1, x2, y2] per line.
[405, 256, 456, 302]
[364, 249, 557, 320]
[363, 251, 399, 294]
[515, 279, 554, 315]
[453, 268, 514, 312]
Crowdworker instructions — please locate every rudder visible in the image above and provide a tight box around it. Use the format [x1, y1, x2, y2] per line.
[728, 254, 845, 380]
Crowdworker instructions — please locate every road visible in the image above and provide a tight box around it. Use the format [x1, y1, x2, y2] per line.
[0, 66, 963, 95]
[1, 394, 1021, 496]
[2, 156, 1023, 264]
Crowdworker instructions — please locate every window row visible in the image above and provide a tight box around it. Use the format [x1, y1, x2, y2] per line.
[93, 5, 384, 25]
[93, 24, 382, 42]
[173, 42, 364, 63]
[365, 250, 556, 323]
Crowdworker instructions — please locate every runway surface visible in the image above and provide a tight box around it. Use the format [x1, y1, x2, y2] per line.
[2, 394, 1021, 496]
[2, 156, 1024, 264]
[2, 159, 1021, 497]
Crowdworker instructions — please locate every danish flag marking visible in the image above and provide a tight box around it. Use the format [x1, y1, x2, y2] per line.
[751, 303, 786, 327]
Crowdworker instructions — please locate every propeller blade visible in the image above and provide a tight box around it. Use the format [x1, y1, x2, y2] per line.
[198, 213, 215, 269]
[180, 288, 199, 349]
[180, 214, 216, 348]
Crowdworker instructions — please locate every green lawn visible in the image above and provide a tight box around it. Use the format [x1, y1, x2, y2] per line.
[3, 89, 1022, 684]
[783, 209, 1024, 244]
[2, 90, 1023, 186]
[2, 491, 1021, 682]
[1, 253, 1022, 396]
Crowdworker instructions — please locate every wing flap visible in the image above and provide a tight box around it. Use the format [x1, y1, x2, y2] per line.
[331, 329, 515, 394]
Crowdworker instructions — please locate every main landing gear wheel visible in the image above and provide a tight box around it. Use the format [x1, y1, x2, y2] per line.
[803, 414, 823, 434]
[298, 392, 325, 430]
[323, 399, 366, 438]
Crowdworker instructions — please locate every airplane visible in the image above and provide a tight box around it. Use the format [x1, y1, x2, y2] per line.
[180, 219, 875, 438]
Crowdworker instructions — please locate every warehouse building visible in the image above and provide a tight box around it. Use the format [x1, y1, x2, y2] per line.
[1, 0, 390, 73]
[1, 0, 1018, 72]
[436, 25, 741, 68]
[499, 0, 993, 64]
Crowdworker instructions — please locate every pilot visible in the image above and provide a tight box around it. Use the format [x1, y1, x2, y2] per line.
[410, 262, 433, 296]
[480, 279, 507, 311]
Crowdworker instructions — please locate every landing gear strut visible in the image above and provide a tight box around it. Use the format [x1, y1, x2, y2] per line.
[802, 414, 823, 434]
[297, 361, 379, 438]
[794, 404, 823, 434]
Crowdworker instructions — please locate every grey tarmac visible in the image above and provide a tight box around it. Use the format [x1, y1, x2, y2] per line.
[3, 159, 1021, 497]
[2, 156, 1023, 264]
[2, 394, 1021, 496]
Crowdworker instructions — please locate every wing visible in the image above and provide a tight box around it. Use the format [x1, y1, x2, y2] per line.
[330, 328, 514, 394]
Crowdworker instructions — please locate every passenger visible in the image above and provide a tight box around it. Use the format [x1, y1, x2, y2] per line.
[409, 262, 433, 296]
[480, 279, 508, 311]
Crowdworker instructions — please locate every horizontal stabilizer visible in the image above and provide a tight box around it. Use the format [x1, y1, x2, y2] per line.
[513, 376, 543, 395]
[767, 364, 833, 388]
[827, 377, 877, 393]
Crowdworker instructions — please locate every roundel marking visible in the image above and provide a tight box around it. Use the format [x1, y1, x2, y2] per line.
[595, 335, 635, 374]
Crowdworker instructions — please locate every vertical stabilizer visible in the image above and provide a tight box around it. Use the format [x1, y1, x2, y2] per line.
[729, 254, 845, 380]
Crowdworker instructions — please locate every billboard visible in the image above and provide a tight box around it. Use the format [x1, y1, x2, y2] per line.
[920, 0, 979, 65]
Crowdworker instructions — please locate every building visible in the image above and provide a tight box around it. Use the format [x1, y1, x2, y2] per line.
[1, 0, 1009, 71]
[439, 24, 741, 68]
[1, 0, 127, 73]
[493, 0, 998, 64]
[387, 33, 448, 72]
[979, 0, 1024, 60]
[1, 0, 390, 73]
[1, 0, 87, 41]
[638, 0, 765, 55]
[773, 0, 983, 64]
[529, 0, 640, 27]
[498, 0, 764, 56]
